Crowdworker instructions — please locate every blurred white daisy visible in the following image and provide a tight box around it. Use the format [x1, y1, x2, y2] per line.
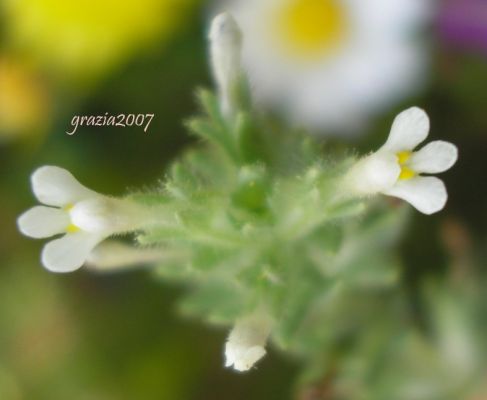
[346, 107, 458, 214]
[224, 0, 432, 134]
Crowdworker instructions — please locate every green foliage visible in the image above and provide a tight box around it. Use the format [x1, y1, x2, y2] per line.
[132, 89, 485, 398]
[135, 91, 397, 352]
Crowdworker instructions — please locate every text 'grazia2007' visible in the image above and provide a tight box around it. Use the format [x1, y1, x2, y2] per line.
[66, 113, 155, 135]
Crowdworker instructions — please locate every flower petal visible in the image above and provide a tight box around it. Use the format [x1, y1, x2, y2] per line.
[70, 197, 142, 234]
[31, 166, 99, 207]
[383, 176, 447, 215]
[17, 206, 69, 238]
[346, 151, 401, 195]
[224, 313, 271, 372]
[225, 344, 266, 372]
[408, 141, 458, 174]
[41, 232, 106, 273]
[381, 107, 430, 153]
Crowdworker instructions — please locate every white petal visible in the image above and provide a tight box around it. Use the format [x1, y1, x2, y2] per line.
[224, 313, 271, 372]
[31, 166, 99, 207]
[381, 107, 430, 152]
[383, 177, 447, 215]
[17, 206, 69, 238]
[408, 141, 458, 174]
[345, 151, 401, 195]
[225, 344, 266, 372]
[70, 197, 144, 234]
[41, 232, 106, 273]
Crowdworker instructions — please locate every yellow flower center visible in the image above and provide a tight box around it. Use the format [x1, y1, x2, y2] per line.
[274, 0, 348, 61]
[66, 223, 80, 233]
[63, 203, 80, 233]
[396, 151, 415, 180]
[399, 166, 415, 180]
[397, 151, 411, 165]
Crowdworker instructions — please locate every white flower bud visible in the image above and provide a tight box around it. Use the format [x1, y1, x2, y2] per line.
[209, 12, 243, 118]
[225, 313, 272, 372]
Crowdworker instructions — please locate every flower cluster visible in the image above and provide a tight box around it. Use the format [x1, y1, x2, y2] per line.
[17, 12, 460, 378]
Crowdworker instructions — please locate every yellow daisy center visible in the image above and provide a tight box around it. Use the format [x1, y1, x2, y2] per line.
[274, 0, 348, 60]
[396, 151, 416, 180]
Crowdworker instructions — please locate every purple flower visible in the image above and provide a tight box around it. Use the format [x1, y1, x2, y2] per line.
[438, 0, 487, 55]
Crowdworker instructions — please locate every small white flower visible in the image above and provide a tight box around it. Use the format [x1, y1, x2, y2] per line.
[223, 0, 432, 134]
[224, 313, 272, 372]
[209, 12, 243, 118]
[346, 107, 458, 214]
[17, 166, 148, 273]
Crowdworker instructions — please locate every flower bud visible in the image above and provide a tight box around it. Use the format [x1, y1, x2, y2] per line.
[225, 313, 272, 372]
[209, 12, 243, 119]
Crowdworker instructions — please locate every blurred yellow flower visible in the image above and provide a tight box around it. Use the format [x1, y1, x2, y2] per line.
[2, 0, 196, 83]
[0, 57, 51, 142]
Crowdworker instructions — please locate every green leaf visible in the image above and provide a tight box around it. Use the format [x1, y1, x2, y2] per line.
[178, 281, 248, 325]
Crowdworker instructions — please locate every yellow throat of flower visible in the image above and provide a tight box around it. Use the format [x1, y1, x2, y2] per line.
[66, 224, 81, 233]
[274, 0, 348, 61]
[397, 151, 415, 180]
[63, 203, 81, 233]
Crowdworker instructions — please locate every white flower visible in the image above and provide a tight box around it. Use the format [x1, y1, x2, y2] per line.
[222, 0, 432, 134]
[17, 166, 148, 273]
[224, 313, 272, 372]
[209, 12, 243, 119]
[346, 107, 458, 214]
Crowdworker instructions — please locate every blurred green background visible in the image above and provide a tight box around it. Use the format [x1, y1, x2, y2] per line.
[0, 0, 486, 399]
